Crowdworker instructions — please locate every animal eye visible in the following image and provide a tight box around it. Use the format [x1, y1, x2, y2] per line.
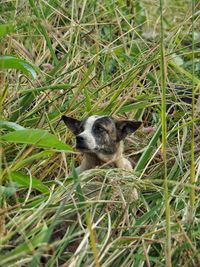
[95, 125, 106, 133]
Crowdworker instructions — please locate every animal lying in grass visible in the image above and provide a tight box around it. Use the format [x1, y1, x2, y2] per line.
[62, 115, 142, 174]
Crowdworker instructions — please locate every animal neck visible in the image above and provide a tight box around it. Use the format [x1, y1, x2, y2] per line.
[78, 142, 132, 172]
[95, 141, 124, 163]
[96, 142, 132, 170]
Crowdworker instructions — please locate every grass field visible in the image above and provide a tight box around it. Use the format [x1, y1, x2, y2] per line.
[0, 0, 200, 266]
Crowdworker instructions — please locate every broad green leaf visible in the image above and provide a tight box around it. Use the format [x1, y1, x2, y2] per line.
[1, 129, 72, 151]
[9, 171, 49, 194]
[0, 23, 15, 38]
[0, 120, 25, 131]
[0, 56, 37, 79]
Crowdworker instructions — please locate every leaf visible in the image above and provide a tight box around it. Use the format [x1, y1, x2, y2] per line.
[10, 93, 35, 121]
[135, 1, 146, 25]
[9, 171, 49, 194]
[0, 120, 25, 131]
[0, 56, 37, 79]
[1, 129, 72, 151]
[170, 60, 200, 84]
[28, 0, 58, 65]
[134, 125, 162, 172]
[118, 101, 155, 113]
[0, 183, 18, 198]
[135, 203, 161, 226]
[72, 165, 85, 203]
[0, 23, 15, 38]
[84, 88, 92, 112]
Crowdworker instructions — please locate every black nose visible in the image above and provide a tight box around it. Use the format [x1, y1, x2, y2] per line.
[76, 135, 86, 149]
[76, 135, 84, 143]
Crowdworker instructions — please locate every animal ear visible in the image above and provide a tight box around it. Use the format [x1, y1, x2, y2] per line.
[115, 120, 142, 141]
[61, 115, 81, 135]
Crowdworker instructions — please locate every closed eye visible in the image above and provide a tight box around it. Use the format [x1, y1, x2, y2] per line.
[94, 125, 107, 133]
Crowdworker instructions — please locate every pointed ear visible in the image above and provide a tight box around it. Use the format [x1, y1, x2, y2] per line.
[116, 120, 142, 141]
[61, 115, 81, 135]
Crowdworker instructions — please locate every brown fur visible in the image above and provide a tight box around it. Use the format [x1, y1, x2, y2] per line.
[76, 142, 132, 174]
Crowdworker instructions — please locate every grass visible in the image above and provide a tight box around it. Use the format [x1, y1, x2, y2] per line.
[190, 0, 196, 222]
[159, 1, 171, 266]
[1, 0, 200, 266]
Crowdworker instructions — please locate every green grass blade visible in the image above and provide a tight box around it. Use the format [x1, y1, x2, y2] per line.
[0, 224, 49, 265]
[72, 166, 100, 267]
[160, 1, 171, 266]
[134, 125, 161, 172]
[28, 0, 58, 65]
[189, 0, 196, 221]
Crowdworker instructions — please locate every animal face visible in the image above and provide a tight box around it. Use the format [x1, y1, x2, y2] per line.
[62, 115, 141, 155]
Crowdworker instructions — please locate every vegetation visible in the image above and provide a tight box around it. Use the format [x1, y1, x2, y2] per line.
[1, 0, 200, 266]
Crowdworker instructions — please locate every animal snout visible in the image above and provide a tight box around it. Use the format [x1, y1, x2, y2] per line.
[76, 135, 87, 150]
[76, 135, 86, 149]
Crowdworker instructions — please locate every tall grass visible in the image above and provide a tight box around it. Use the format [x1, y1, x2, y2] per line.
[190, 0, 196, 221]
[159, 1, 171, 266]
[1, 1, 200, 266]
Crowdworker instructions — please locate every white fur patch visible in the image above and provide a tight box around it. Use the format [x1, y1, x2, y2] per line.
[78, 115, 102, 150]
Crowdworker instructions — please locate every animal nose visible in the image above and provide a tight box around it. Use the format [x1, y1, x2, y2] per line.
[76, 135, 84, 143]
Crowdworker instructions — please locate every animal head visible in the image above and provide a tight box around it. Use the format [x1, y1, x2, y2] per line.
[62, 115, 142, 155]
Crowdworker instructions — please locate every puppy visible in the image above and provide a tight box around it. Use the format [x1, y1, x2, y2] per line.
[62, 115, 142, 174]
